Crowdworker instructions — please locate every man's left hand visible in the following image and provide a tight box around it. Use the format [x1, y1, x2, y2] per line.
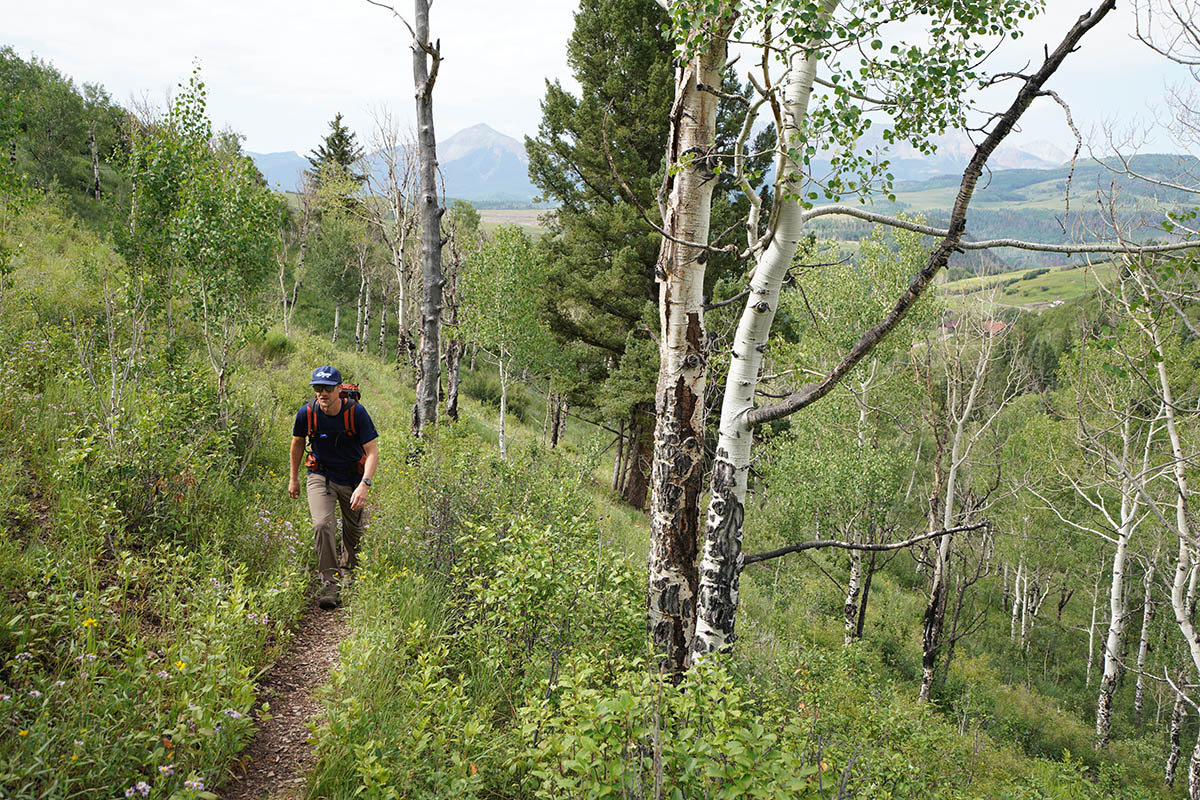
[350, 482, 369, 511]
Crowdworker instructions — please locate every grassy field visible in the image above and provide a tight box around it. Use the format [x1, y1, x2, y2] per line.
[938, 262, 1115, 312]
[477, 208, 550, 237]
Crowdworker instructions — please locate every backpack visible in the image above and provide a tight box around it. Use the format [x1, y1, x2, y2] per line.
[304, 383, 366, 475]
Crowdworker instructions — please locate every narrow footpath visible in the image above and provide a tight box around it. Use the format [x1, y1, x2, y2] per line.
[221, 603, 349, 800]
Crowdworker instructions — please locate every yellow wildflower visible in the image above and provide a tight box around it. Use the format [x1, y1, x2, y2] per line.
[82, 618, 97, 628]
[175, 661, 186, 671]
[18, 729, 28, 737]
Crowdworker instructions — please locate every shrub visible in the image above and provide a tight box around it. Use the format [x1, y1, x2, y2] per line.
[516, 656, 825, 800]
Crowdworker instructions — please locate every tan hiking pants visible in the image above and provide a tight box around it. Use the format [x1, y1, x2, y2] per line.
[306, 473, 364, 584]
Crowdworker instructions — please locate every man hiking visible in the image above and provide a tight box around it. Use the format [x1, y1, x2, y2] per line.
[288, 365, 379, 609]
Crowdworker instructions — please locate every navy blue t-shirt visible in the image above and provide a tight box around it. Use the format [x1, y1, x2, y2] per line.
[293, 399, 379, 487]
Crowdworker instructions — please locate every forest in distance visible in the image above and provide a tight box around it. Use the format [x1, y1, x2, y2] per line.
[5, 0, 1200, 798]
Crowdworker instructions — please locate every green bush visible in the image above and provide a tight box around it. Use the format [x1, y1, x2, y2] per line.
[516, 656, 824, 800]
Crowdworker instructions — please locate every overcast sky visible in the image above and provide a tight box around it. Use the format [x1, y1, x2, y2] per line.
[4, 1, 1191, 156]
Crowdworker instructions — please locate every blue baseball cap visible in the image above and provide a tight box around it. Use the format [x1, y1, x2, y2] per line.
[310, 365, 342, 386]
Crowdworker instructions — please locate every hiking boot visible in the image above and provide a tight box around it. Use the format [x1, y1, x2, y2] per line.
[317, 583, 341, 610]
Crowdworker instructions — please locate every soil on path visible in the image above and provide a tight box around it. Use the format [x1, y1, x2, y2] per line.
[220, 603, 349, 800]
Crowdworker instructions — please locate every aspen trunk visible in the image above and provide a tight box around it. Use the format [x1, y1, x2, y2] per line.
[355, 269, 366, 352]
[1096, 414, 1141, 750]
[1095, 510, 1130, 749]
[855, 549, 877, 639]
[1134, 558, 1156, 717]
[613, 420, 625, 493]
[1020, 571, 1030, 649]
[692, 7, 837, 660]
[920, 327, 989, 703]
[497, 354, 508, 459]
[88, 129, 102, 200]
[1168, 693, 1186, 787]
[379, 290, 387, 358]
[1011, 560, 1023, 641]
[647, 18, 730, 675]
[332, 304, 340, 344]
[845, 546, 863, 646]
[623, 409, 652, 510]
[445, 337, 462, 420]
[549, 395, 564, 448]
[362, 281, 372, 354]
[411, 0, 444, 435]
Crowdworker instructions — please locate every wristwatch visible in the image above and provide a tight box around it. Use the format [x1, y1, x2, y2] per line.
[361, 478, 373, 487]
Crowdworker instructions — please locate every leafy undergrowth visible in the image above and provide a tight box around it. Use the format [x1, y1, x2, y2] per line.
[0, 198, 406, 797]
[304, 410, 1170, 799]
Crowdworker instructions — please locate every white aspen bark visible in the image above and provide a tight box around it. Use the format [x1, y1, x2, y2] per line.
[88, 129, 102, 200]
[845, 548, 863, 646]
[1147, 318, 1200, 794]
[362, 281, 372, 354]
[498, 354, 508, 460]
[1096, 418, 1136, 749]
[843, 376, 872, 646]
[647, 14, 730, 674]
[919, 327, 989, 703]
[692, 2, 839, 661]
[1168, 694, 1186, 787]
[1020, 570, 1030, 649]
[355, 267, 366, 353]
[379, 291, 387, 358]
[332, 304, 340, 344]
[1011, 560, 1023, 642]
[1134, 557, 1156, 716]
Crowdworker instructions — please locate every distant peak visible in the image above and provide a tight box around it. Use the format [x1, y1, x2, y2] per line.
[439, 123, 526, 163]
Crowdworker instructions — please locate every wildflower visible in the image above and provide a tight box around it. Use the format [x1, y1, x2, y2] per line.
[74, 740, 83, 746]
[54, 680, 66, 687]
[184, 778, 205, 791]
[158, 764, 174, 775]
[82, 617, 97, 628]
[15, 651, 32, 662]
[18, 729, 28, 737]
[0, 694, 10, 701]
[157, 670, 171, 680]
[175, 661, 186, 671]
[29, 690, 41, 698]
[136, 782, 150, 796]
[223, 709, 243, 719]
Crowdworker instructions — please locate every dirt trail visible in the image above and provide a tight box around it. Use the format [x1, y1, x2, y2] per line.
[220, 604, 349, 800]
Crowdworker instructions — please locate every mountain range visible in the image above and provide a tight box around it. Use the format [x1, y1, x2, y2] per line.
[250, 123, 539, 204]
[249, 123, 1076, 206]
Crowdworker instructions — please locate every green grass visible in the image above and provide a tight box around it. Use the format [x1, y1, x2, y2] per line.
[938, 262, 1117, 312]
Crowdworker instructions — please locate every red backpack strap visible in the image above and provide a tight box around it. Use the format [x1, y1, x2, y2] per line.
[344, 399, 357, 437]
[307, 400, 317, 436]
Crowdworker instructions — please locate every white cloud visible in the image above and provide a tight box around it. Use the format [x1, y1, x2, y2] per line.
[2, 0, 1188, 155]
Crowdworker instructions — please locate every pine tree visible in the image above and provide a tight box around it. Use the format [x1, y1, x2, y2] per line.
[307, 112, 365, 185]
[526, 0, 674, 508]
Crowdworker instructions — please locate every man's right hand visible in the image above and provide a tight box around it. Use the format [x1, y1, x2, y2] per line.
[288, 477, 300, 499]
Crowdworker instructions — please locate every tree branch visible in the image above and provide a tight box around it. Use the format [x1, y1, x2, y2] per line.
[747, 0, 1120, 429]
[743, 522, 988, 566]
[798, 204, 1194, 254]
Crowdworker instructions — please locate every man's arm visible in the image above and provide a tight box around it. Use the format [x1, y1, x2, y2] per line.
[288, 436, 306, 499]
[349, 439, 379, 511]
